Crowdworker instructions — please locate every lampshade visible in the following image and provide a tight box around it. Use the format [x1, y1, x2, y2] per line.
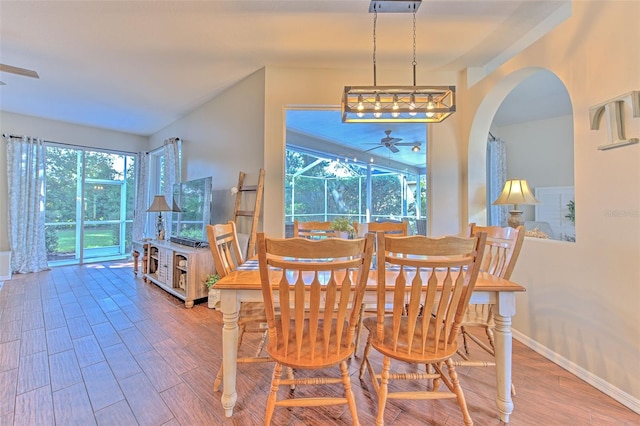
[147, 195, 172, 212]
[493, 179, 540, 228]
[493, 179, 540, 207]
[341, 0, 456, 123]
[172, 199, 182, 212]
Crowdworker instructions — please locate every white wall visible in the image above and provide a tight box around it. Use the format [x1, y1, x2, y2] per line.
[0, 111, 149, 250]
[149, 69, 266, 233]
[492, 114, 574, 220]
[464, 0, 640, 408]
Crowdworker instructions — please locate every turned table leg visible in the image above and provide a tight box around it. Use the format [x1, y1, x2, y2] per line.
[220, 290, 240, 417]
[494, 292, 516, 423]
[132, 250, 140, 275]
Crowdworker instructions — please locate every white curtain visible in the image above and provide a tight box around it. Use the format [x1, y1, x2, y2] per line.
[162, 138, 181, 238]
[132, 151, 149, 241]
[487, 136, 508, 226]
[5, 135, 49, 273]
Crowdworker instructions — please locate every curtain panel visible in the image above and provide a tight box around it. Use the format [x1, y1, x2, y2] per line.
[132, 151, 149, 241]
[5, 135, 49, 273]
[487, 137, 508, 226]
[162, 138, 181, 238]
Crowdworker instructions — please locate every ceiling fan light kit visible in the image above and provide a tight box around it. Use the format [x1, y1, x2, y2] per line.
[342, 0, 456, 123]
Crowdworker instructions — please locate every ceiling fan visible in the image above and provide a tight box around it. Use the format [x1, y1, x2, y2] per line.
[0, 63, 40, 86]
[365, 130, 421, 153]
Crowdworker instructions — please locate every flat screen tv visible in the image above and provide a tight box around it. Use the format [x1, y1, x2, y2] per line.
[171, 176, 212, 242]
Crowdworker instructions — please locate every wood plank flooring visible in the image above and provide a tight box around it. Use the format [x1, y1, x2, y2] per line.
[0, 260, 638, 425]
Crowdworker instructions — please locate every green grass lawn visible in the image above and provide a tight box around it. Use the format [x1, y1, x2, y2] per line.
[54, 228, 118, 252]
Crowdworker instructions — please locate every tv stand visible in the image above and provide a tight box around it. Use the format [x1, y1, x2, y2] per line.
[135, 239, 214, 308]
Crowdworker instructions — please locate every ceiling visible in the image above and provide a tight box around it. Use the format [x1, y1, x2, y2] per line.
[1, 0, 570, 138]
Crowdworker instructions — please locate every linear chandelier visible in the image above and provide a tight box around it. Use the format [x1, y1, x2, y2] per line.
[342, 0, 456, 123]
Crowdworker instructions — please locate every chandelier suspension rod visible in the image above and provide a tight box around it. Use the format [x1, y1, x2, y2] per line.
[373, 8, 377, 86]
[412, 9, 417, 86]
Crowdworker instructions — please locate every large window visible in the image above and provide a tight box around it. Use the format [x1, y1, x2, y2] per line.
[286, 147, 425, 234]
[286, 109, 427, 235]
[45, 144, 136, 265]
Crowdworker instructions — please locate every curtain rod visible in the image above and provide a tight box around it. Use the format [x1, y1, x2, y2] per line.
[146, 137, 181, 155]
[3, 133, 138, 155]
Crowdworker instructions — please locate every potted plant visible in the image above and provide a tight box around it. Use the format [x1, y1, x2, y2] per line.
[565, 200, 575, 224]
[205, 273, 221, 309]
[331, 217, 355, 239]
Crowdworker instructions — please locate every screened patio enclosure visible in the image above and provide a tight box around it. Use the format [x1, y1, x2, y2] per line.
[285, 147, 427, 236]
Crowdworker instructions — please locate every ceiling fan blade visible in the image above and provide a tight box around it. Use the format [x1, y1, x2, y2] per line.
[388, 144, 400, 153]
[0, 64, 39, 79]
[364, 145, 383, 153]
[0, 81, 6, 86]
[393, 142, 418, 147]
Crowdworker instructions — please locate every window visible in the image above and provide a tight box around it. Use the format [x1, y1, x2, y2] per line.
[45, 144, 136, 265]
[285, 109, 427, 235]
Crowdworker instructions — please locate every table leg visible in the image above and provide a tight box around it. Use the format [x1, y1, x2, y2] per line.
[494, 292, 515, 423]
[142, 254, 148, 282]
[132, 250, 139, 275]
[220, 290, 240, 417]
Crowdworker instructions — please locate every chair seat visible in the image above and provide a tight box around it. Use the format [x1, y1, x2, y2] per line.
[267, 319, 354, 369]
[363, 316, 458, 363]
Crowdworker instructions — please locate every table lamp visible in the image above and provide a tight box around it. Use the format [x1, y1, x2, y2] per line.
[492, 179, 540, 228]
[147, 195, 172, 239]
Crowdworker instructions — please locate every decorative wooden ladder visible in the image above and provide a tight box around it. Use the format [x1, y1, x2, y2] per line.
[232, 169, 265, 258]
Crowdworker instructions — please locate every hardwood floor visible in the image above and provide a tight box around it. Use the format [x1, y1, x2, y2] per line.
[0, 260, 638, 425]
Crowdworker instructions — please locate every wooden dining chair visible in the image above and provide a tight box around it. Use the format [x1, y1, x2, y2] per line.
[257, 232, 375, 425]
[354, 219, 408, 236]
[359, 231, 486, 426]
[207, 221, 270, 392]
[353, 219, 408, 354]
[456, 223, 525, 395]
[293, 219, 336, 239]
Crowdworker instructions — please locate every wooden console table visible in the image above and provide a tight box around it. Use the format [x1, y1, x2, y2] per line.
[134, 239, 214, 308]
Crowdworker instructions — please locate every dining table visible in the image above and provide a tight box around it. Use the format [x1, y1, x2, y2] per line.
[214, 259, 526, 423]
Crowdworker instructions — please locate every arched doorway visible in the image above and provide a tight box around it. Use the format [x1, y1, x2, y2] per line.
[468, 68, 574, 241]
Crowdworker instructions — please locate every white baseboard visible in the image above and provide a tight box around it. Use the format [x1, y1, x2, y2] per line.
[513, 329, 640, 415]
